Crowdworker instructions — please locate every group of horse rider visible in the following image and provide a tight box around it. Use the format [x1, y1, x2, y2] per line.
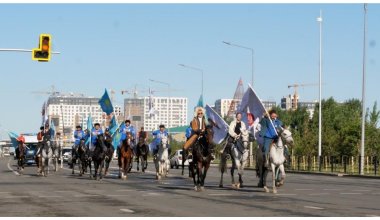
[182, 106, 285, 168]
[70, 119, 172, 163]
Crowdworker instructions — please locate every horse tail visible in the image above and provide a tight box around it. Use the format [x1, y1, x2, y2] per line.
[219, 153, 227, 174]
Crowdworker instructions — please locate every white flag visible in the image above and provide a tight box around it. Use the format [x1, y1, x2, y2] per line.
[205, 104, 229, 144]
[239, 84, 277, 144]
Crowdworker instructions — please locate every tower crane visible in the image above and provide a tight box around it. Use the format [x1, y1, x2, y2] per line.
[287, 83, 319, 110]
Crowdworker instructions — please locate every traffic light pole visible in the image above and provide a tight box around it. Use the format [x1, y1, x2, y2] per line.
[0, 48, 61, 54]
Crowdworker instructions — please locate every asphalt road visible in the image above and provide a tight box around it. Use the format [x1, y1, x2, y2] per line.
[0, 156, 379, 217]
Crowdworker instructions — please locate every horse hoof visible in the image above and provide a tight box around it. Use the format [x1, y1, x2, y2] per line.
[273, 189, 277, 194]
[200, 186, 205, 191]
[264, 186, 270, 193]
[194, 186, 198, 191]
[219, 184, 223, 188]
[72, 171, 74, 175]
[236, 184, 240, 189]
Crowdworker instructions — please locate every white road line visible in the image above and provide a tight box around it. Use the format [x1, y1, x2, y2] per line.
[55, 190, 75, 193]
[7, 160, 20, 176]
[352, 189, 370, 192]
[295, 189, 313, 191]
[38, 195, 63, 198]
[4, 196, 30, 199]
[366, 215, 379, 217]
[342, 192, 363, 195]
[309, 193, 330, 196]
[143, 192, 160, 196]
[208, 193, 232, 196]
[276, 194, 297, 196]
[106, 195, 130, 197]
[85, 190, 104, 192]
[304, 206, 324, 210]
[116, 189, 134, 192]
[323, 189, 341, 191]
[74, 195, 100, 197]
[120, 208, 134, 213]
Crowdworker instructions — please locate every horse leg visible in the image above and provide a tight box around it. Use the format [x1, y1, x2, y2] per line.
[181, 148, 185, 176]
[196, 162, 203, 191]
[278, 164, 286, 186]
[136, 154, 140, 171]
[230, 161, 236, 188]
[271, 163, 277, 194]
[201, 163, 210, 191]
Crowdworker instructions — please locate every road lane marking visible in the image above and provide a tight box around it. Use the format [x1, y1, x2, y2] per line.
[276, 194, 297, 196]
[309, 193, 330, 196]
[55, 190, 75, 193]
[85, 190, 104, 193]
[143, 192, 161, 196]
[366, 215, 379, 217]
[107, 195, 130, 197]
[38, 195, 63, 198]
[340, 193, 362, 195]
[4, 196, 30, 198]
[323, 189, 342, 191]
[352, 189, 370, 192]
[120, 208, 134, 213]
[7, 160, 20, 176]
[208, 193, 233, 196]
[304, 206, 324, 210]
[116, 189, 134, 192]
[295, 189, 313, 191]
[74, 195, 100, 197]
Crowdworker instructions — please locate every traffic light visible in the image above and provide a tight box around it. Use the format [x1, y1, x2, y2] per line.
[32, 34, 51, 62]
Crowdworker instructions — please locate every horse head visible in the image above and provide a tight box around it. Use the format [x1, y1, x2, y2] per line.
[279, 127, 294, 148]
[205, 125, 214, 145]
[240, 129, 250, 149]
[160, 136, 168, 149]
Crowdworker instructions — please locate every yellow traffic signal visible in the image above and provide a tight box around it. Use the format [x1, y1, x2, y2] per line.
[32, 34, 51, 62]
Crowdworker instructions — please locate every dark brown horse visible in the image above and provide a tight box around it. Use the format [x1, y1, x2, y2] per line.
[119, 132, 133, 180]
[16, 142, 26, 174]
[136, 136, 149, 173]
[191, 125, 214, 191]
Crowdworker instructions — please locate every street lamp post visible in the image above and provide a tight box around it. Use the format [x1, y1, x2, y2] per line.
[222, 41, 254, 87]
[317, 11, 323, 172]
[149, 79, 171, 134]
[178, 64, 204, 101]
[223, 41, 255, 167]
[360, 4, 368, 175]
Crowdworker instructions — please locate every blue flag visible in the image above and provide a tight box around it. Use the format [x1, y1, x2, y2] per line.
[112, 132, 121, 150]
[109, 115, 118, 135]
[50, 119, 56, 138]
[8, 132, 19, 149]
[98, 89, 114, 115]
[85, 115, 93, 145]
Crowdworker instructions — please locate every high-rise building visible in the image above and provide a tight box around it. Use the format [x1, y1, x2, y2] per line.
[281, 95, 299, 110]
[46, 94, 122, 140]
[124, 96, 188, 132]
[215, 99, 236, 118]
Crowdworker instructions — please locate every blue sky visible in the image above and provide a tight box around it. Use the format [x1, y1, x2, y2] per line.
[0, 3, 379, 138]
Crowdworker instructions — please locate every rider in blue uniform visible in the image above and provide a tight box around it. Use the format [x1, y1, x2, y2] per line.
[72, 125, 85, 160]
[152, 124, 169, 157]
[118, 120, 136, 157]
[259, 109, 283, 167]
[91, 123, 104, 147]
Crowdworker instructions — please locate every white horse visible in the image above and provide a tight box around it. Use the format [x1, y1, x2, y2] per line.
[154, 136, 170, 180]
[230, 129, 250, 189]
[264, 128, 294, 194]
[40, 140, 53, 177]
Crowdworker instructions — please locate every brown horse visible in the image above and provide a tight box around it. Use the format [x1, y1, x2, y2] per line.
[136, 136, 149, 173]
[16, 142, 26, 174]
[119, 132, 133, 180]
[191, 125, 215, 191]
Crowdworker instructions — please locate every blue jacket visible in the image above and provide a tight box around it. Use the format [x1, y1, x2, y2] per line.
[74, 130, 85, 145]
[260, 117, 283, 139]
[185, 127, 192, 139]
[119, 124, 136, 141]
[152, 130, 168, 147]
[91, 128, 103, 144]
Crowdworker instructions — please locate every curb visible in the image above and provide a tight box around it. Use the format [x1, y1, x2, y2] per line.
[209, 163, 380, 179]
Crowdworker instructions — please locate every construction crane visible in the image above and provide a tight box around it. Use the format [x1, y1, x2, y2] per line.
[288, 83, 319, 110]
[31, 85, 61, 96]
